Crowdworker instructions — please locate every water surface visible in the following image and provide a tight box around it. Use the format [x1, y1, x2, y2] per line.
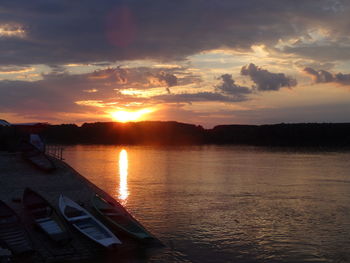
[63, 145, 350, 263]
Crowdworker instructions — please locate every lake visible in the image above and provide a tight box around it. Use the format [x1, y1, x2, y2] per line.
[63, 145, 350, 263]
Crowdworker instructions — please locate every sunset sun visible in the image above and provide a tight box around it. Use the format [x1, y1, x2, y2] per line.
[110, 108, 154, 122]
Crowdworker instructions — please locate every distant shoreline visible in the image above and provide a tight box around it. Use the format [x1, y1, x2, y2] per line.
[2, 121, 349, 149]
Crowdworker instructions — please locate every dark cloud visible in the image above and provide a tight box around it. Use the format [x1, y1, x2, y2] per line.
[0, 0, 349, 65]
[241, 63, 297, 91]
[153, 73, 254, 104]
[69, 66, 185, 90]
[153, 71, 177, 94]
[156, 72, 177, 87]
[303, 67, 333, 83]
[283, 45, 350, 62]
[0, 66, 189, 119]
[216, 74, 251, 95]
[0, 79, 81, 118]
[303, 67, 350, 85]
[294, 61, 335, 71]
[152, 91, 247, 104]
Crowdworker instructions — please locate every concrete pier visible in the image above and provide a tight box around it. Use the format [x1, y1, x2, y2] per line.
[0, 151, 154, 262]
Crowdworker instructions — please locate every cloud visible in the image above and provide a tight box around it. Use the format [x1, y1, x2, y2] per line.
[0, 23, 26, 38]
[303, 67, 350, 85]
[156, 71, 177, 87]
[0, 65, 201, 120]
[294, 61, 335, 71]
[1, 0, 349, 65]
[147, 71, 178, 93]
[303, 67, 333, 83]
[241, 63, 297, 91]
[216, 74, 252, 95]
[152, 91, 247, 104]
[152, 73, 254, 104]
[282, 45, 350, 62]
[0, 66, 34, 74]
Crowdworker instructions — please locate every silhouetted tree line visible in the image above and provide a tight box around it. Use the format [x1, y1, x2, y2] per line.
[0, 126, 20, 151]
[41, 121, 206, 145]
[2, 121, 350, 149]
[209, 123, 350, 147]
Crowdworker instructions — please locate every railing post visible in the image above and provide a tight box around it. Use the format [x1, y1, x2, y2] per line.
[45, 145, 64, 160]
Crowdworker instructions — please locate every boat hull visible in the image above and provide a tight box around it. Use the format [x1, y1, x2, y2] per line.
[59, 195, 121, 248]
[21, 141, 55, 172]
[23, 188, 70, 244]
[92, 194, 154, 241]
[0, 201, 33, 255]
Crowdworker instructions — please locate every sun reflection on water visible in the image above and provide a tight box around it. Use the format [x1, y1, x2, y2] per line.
[118, 149, 129, 204]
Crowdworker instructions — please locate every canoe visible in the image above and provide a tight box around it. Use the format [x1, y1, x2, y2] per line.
[59, 195, 121, 248]
[0, 200, 33, 255]
[23, 188, 70, 244]
[92, 194, 154, 241]
[21, 141, 55, 172]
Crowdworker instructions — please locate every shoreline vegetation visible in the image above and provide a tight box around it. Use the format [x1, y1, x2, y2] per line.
[1, 121, 350, 149]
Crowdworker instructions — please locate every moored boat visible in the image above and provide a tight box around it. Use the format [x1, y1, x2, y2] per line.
[59, 195, 121, 248]
[0, 246, 12, 263]
[92, 194, 155, 241]
[21, 141, 55, 172]
[23, 188, 70, 244]
[0, 200, 33, 255]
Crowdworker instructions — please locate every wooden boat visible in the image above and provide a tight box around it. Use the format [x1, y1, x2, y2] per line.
[23, 188, 70, 244]
[92, 194, 155, 241]
[59, 195, 121, 248]
[0, 200, 33, 255]
[0, 246, 12, 263]
[21, 141, 55, 172]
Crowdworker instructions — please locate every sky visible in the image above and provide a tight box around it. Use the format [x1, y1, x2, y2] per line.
[1, 0, 350, 127]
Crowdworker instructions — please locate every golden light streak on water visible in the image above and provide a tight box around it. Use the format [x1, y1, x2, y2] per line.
[118, 149, 129, 204]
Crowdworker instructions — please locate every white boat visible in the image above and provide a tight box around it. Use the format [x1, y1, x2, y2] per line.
[58, 195, 122, 248]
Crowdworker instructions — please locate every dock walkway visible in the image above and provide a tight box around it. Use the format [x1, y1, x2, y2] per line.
[0, 151, 144, 262]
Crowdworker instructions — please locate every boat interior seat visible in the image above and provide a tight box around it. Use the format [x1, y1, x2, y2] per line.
[4, 240, 32, 254]
[70, 215, 90, 221]
[75, 219, 110, 239]
[0, 215, 18, 224]
[36, 218, 62, 234]
[64, 206, 86, 218]
[0, 227, 31, 252]
[0, 211, 15, 218]
[27, 203, 52, 217]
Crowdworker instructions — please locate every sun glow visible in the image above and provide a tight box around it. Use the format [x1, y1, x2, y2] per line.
[110, 108, 154, 122]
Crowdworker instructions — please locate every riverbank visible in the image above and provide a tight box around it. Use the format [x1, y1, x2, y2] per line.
[0, 151, 159, 262]
[39, 122, 350, 147]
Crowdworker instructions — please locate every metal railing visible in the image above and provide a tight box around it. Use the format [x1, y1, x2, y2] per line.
[45, 145, 64, 160]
